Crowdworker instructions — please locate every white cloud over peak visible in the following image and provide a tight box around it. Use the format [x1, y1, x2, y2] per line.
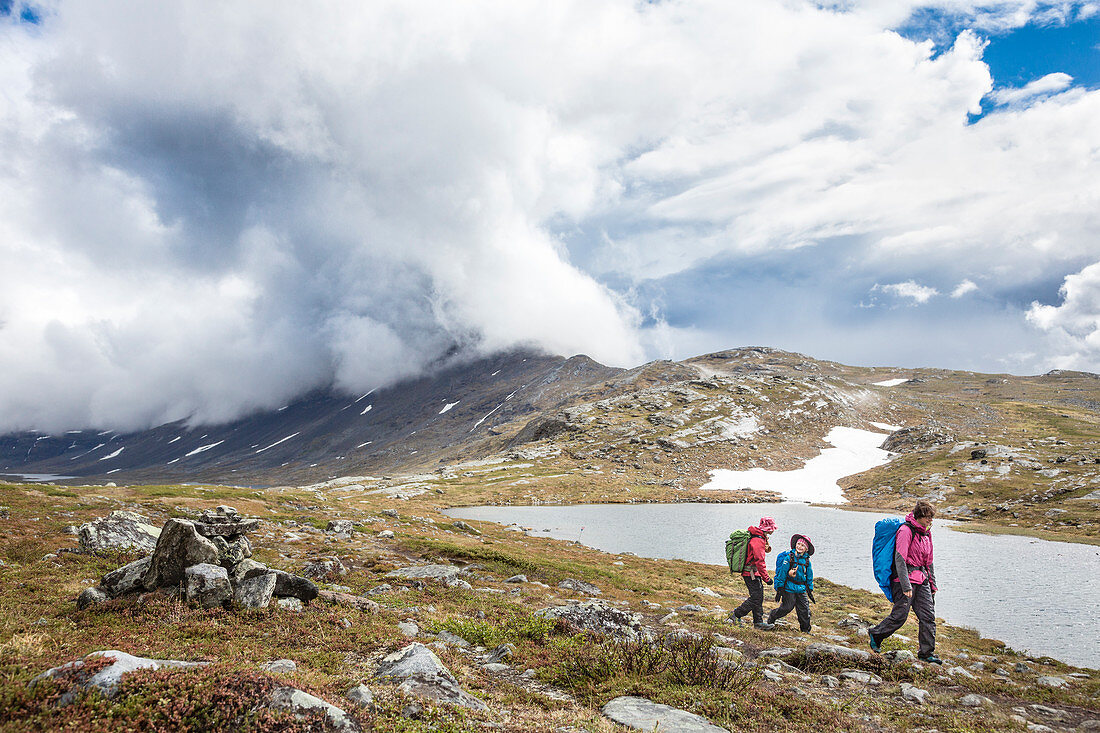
[951, 279, 979, 297]
[0, 0, 1097, 432]
[1027, 262, 1100, 370]
[993, 72, 1075, 105]
[876, 281, 941, 304]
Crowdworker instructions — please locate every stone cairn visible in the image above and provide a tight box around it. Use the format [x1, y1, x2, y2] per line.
[77, 506, 319, 611]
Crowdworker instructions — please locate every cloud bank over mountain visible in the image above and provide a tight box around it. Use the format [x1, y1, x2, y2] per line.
[0, 0, 1097, 432]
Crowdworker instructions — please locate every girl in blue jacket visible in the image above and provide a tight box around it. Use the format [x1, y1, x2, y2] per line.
[767, 534, 815, 632]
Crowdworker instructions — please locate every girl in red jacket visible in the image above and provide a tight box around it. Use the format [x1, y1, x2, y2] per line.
[730, 516, 777, 629]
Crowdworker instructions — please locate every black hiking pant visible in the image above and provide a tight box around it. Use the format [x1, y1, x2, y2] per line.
[733, 576, 765, 624]
[869, 580, 936, 657]
[768, 589, 811, 631]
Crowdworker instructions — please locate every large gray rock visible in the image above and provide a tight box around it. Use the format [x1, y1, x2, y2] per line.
[273, 570, 319, 602]
[78, 511, 161, 553]
[900, 682, 929, 705]
[839, 669, 882, 685]
[76, 587, 109, 610]
[557, 578, 601, 595]
[269, 686, 359, 731]
[805, 643, 871, 662]
[327, 520, 354, 534]
[32, 651, 206, 705]
[1037, 675, 1068, 688]
[184, 563, 231, 608]
[385, 565, 460, 583]
[230, 558, 270, 585]
[213, 535, 251, 568]
[346, 684, 374, 706]
[302, 556, 347, 580]
[602, 696, 730, 732]
[142, 519, 219, 590]
[234, 572, 277, 609]
[376, 643, 487, 711]
[101, 556, 151, 598]
[537, 600, 642, 639]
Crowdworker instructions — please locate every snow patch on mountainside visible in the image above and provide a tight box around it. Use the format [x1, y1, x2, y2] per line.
[702, 426, 894, 503]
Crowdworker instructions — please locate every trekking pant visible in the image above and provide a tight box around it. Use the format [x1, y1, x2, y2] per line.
[768, 590, 811, 631]
[869, 580, 936, 657]
[733, 576, 765, 624]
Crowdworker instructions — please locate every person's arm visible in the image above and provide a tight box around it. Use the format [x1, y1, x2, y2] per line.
[806, 560, 813, 592]
[927, 561, 937, 593]
[752, 540, 771, 583]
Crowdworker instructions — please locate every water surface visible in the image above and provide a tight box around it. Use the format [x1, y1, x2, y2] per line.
[446, 502, 1100, 669]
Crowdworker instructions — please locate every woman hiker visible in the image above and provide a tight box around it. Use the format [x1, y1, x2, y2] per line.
[731, 516, 777, 629]
[767, 533, 815, 632]
[868, 500, 942, 664]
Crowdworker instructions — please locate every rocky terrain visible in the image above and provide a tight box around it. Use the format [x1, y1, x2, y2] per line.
[0, 477, 1097, 732]
[4, 346, 1100, 542]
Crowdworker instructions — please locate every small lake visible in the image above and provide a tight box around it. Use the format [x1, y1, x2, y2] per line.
[446, 502, 1100, 669]
[1, 473, 76, 482]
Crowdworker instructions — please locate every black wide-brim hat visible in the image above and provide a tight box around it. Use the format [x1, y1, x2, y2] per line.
[790, 533, 815, 555]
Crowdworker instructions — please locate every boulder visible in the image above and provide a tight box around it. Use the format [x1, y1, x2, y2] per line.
[78, 511, 161, 553]
[273, 570, 319, 602]
[451, 521, 481, 535]
[76, 587, 109, 610]
[234, 572, 277, 609]
[537, 600, 642, 639]
[900, 682, 929, 705]
[505, 575, 527, 583]
[327, 519, 354, 534]
[376, 643, 487, 711]
[276, 597, 304, 612]
[262, 659, 297, 674]
[397, 622, 419, 638]
[142, 519, 219, 590]
[883, 649, 917, 664]
[557, 578, 601, 595]
[385, 565, 460, 583]
[269, 687, 359, 732]
[838, 669, 882, 685]
[302, 556, 348, 581]
[805, 643, 871, 662]
[101, 556, 151, 597]
[216, 535, 251, 568]
[183, 563, 231, 608]
[346, 684, 373, 706]
[230, 558, 270, 585]
[1037, 675, 1068, 688]
[484, 644, 514, 664]
[602, 696, 730, 733]
[32, 651, 206, 706]
[959, 693, 991, 707]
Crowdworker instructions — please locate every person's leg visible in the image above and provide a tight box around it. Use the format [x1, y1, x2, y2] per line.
[868, 582, 913, 648]
[911, 583, 937, 659]
[732, 576, 757, 619]
[768, 590, 795, 623]
[747, 577, 766, 624]
[794, 592, 811, 632]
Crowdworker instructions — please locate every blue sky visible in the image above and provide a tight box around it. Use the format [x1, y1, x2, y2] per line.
[0, 0, 1099, 431]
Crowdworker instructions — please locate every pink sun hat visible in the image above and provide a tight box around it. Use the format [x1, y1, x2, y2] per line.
[757, 516, 778, 533]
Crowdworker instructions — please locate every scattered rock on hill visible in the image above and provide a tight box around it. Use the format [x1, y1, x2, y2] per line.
[900, 682, 929, 705]
[32, 651, 207, 706]
[880, 426, 954, 453]
[78, 511, 161, 553]
[602, 696, 730, 733]
[142, 519, 219, 590]
[804, 642, 871, 662]
[385, 565, 461, 583]
[101, 557, 151, 597]
[302, 556, 348, 580]
[269, 686, 359, 731]
[557, 578, 601, 595]
[537, 600, 642, 639]
[376, 643, 487, 711]
[184, 563, 232, 608]
[76, 586, 108, 610]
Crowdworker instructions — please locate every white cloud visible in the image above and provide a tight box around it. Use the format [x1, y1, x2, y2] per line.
[876, 281, 940, 304]
[0, 0, 1097, 431]
[992, 72, 1074, 106]
[951, 279, 979, 297]
[1026, 262, 1100, 371]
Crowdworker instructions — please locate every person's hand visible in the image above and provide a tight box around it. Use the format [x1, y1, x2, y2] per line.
[788, 567, 797, 577]
[903, 589, 912, 598]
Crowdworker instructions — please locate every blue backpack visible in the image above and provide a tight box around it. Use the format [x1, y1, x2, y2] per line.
[872, 517, 904, 601]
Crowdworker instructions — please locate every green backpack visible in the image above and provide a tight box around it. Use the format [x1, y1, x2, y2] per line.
[725, 530, 751, 574]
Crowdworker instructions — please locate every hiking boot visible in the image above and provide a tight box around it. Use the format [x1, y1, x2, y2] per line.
[753, 622, 776, 630]
[729, 614, 743, 626]
[868, 634, 882, 652]
[918, 654, 943, 665]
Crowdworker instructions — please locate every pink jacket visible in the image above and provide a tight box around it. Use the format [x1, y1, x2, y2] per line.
[895, 513, 936, 592]
[741, 526, 772, 583]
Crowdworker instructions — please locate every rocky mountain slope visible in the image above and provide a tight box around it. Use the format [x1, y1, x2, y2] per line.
[4, 346, 1100, 540]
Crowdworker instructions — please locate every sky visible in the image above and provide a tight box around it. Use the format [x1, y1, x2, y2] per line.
[0, 0, 1098, 433]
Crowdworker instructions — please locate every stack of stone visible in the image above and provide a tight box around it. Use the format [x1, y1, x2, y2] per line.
[77, 506, 319, 611]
